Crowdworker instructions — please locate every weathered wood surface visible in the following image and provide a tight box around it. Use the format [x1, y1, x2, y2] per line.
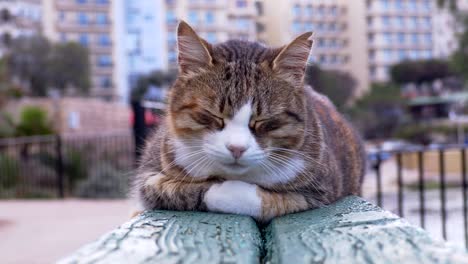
[58, 210, 262, 264]
[264, 196, 468, 264]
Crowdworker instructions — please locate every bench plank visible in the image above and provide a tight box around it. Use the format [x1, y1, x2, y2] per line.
[264, 196, 468, 264]
[59, 210, 262, 264]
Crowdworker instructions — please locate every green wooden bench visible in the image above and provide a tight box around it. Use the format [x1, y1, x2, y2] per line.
[59, 196, 468, 264]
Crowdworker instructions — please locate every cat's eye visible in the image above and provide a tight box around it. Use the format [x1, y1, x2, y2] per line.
[251, 119, 283, 135]
[191, 112, 224, 130]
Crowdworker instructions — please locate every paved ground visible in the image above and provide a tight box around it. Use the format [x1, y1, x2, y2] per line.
[0, 199, 131, 264]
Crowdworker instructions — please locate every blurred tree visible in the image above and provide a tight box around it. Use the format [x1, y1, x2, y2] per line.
[14, 106, 54, 136]
[7, 36, 91, 97]
[305, 65, 357, 109]
[7, 36, 52, 96]
[348, 83, 406, 139]
[451, 16, 468, 83]
[49, 42, 91, 95]
[390, 59, 454, 85]
[130, 70, 178, 102]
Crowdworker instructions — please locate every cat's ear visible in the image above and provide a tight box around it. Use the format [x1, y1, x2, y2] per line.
[177, 21, 213, 75]
[272, 32, 313, 85]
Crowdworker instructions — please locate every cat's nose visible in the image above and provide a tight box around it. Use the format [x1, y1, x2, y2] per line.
[227, 145, 247, 159]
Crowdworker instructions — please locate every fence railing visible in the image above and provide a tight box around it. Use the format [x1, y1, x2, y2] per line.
[0, 132, 134, 199]
[369, 144, 468, 249]
[1, 133, 467, 248]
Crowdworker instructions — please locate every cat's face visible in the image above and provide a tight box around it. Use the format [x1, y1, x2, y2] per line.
[167, 22, 312, 181]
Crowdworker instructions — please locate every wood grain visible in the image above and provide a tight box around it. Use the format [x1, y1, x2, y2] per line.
[58, 210, 262, 264]
[264, 196, 468, 264]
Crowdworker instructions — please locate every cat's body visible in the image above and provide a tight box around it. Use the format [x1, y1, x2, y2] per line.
[133, 22, 365, 222]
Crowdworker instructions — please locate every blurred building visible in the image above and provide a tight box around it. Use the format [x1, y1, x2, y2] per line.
[0, 0, 42, 56]
[256, 0, 370, 95]
[42, 0, 121, 101]
[116, 0, 168, 103]
[164, 0, 258, 69]
[366, 0, 438, 83]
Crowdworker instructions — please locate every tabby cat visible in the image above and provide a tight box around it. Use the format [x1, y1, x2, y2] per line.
[132, 21, 365, 222]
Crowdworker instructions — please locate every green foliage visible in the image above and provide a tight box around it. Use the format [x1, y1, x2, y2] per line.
[305, 65, 357, 109]
[75, 163, 128, 199]
[347, 83, 406, 139]
[0, 154, 19, 189]
[49, 42, 91, 95]
[7, 36, 91, 96]
[7, 36, 52, 96]
[390, 59, 454, 85]
[15, 106, 54, 136]
[451, 16, 468, 84]
[394, 123, 468, 144]
[131, 70, 178, 102]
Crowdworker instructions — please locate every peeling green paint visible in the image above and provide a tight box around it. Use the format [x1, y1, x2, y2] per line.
[59, 197, 468, 264]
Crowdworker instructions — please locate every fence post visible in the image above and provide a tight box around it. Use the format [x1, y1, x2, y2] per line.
[55, 134, 64, 198]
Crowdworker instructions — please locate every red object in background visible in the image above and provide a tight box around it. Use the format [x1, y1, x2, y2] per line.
[130, 109, 160, 126]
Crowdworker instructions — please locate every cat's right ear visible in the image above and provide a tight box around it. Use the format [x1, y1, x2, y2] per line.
[177, 21, 213, 75]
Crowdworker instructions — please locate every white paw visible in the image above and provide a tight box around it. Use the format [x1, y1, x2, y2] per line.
[204, 180, 262, 218]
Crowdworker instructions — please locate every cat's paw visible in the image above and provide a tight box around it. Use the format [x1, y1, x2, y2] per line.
[204, 180, 262, 218]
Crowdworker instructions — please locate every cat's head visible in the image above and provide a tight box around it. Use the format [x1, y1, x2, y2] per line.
[167, 21, 313, 179]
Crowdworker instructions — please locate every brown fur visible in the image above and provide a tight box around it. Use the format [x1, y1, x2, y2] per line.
[132, 21, 366, 222]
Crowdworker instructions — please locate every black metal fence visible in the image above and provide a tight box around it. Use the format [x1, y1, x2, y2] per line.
[0, 132, 134, 199]
[1, 133, 467, 248]
[369, 145, 468, 249]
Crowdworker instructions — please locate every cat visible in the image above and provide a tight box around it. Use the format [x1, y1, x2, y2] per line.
[132, 21, 366, 222]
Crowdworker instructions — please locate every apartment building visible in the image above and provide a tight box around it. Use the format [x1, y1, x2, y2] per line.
[366, 0, 435, 82]
[42, 0, 121, 101]
[0, 0, 42, 56]
[257, 0, 370, 95]
[164, 0, 257, 69]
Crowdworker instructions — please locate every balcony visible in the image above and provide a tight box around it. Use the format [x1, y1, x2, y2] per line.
[55, 23, 111, 34]
[55, 1, 110, 12]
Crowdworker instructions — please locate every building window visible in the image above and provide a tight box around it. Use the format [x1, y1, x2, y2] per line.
[59, 11, 66, 22]
[293, 4, 301, 17]
[255, 1, 264, 15]
[292, 22, 302, 33]
[328, 22, 337, 32]
[330, 6, 338, 16]
[382, 16, 391, 27]
[384, 33, 393, 44]
[411, 33, 419, 44]
[206, 32, 216, 43]
[168, 51, 177, 64]
[408, 0, 417, 10]
[100, 76, 112, 88]
[317, 38, 325, 47]
[205, 11, 215, 24]
[398, 50, 406, 60]
[384, 49, 392, 62]
[318, 6, 325, 16]
[236, 0, 247, 8]
[60, 33, 67, 42]
[77, 12, 88, 25]
[396, 16, 404, 27]
[188, 11, 198, 25]
[166, 10, 176, 24]
[424, 33, 432, 43]
[79, 34, 89, 46]
[76, 0, 87, 3]
[97, 55, 112, 67]
[304, 22, 314, 31]
[319, 55, 327, 64]
[306, 5, 313, 16]
[422, 17, 431, 27]
[395, 0, 403, 10]
[382, 0, 390, 9]
[96, 13, 108, 25]
[96, 0, 109, 4]
[410, 17, 418, 28]
[397, 33, 405, 44]
[98, 34, 111, 46]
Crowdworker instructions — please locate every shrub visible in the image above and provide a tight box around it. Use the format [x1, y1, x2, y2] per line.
[0, 154, 19, 189]
[15, 106, 54, 136]
[75, 163, 128, 199]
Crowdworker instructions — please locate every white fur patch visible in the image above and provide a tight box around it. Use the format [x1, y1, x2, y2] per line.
[204, 180, 262, 218]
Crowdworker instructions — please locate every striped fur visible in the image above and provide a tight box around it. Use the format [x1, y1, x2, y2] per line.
[132, 22, 365, 222]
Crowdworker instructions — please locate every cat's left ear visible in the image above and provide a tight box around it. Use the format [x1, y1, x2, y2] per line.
[177, 21, 214, 75]
[272, 32, 313, 86]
